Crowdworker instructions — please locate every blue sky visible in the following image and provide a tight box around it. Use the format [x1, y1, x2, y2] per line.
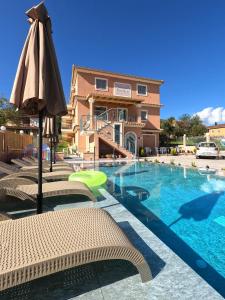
[1, 0, 225, 123]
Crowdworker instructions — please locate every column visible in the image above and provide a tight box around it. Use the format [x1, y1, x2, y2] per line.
[136, 104, 142, 123]
[88, 97, 95, 129]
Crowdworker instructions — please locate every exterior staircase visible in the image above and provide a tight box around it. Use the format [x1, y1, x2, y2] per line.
[97, 122, 133, 159]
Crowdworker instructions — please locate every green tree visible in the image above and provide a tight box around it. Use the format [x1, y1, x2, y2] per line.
[160, 117, 177, 145]
[161, 117, 176, 138]
[189, 115, 207, 136]
[160, 114, 207, 146]
[0, 97, 22, 126]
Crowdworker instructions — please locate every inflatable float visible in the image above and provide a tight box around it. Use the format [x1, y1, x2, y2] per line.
[69, 170, 107, 195]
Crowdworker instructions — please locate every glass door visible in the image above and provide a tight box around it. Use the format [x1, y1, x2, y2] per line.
[117, 108, 127, 121]
[114, 124, 121, 145]
[125, 133, 136, 154]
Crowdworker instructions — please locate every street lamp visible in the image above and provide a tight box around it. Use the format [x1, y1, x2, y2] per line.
[0, 126, 6, 131]
[0, 126, 6, 153]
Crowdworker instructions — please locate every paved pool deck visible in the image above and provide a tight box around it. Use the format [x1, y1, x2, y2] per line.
[45, 190, 223, 299]
[146, 155, 225, 176]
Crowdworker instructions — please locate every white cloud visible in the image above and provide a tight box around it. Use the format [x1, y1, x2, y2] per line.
[194, 107, 225, 125]
[201, 179, 225, 193]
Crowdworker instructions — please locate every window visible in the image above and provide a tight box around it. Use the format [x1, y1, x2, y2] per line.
[94, 106, 107, 120]
[137, 84, 147, 96]
[95, 78, 108, 91]
[141, 110, 148, 121]
[114, 82, 131, 97]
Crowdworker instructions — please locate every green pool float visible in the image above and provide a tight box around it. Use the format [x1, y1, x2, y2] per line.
[69, 170, 107, 195]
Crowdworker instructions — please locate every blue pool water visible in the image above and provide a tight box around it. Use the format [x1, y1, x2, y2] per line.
[98, 162, 225, 296]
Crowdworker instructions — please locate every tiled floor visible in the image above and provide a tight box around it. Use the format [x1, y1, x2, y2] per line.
[1, 190, 224, 300]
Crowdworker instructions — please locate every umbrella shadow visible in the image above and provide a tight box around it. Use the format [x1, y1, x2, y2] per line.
[169, 192, 223, 227]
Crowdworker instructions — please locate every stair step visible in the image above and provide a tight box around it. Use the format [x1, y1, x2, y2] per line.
[98, 134, 133, 157]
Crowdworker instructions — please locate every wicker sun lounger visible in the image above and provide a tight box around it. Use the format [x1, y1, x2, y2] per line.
[0, 178, 96, 202]
[11, 159, 72, 172]
[22, 157, 69, 167]
[0, 162, 72, 182]
[0, 212, 12, 221]
[0, 208, 151, 291]
[21, 165, 72, 172]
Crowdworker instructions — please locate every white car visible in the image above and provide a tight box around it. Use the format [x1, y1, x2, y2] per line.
[196, 142, 219, 159]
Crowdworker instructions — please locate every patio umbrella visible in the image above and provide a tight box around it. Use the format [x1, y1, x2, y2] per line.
[10, 2, 67, 214]
[43, 116, 58, 172]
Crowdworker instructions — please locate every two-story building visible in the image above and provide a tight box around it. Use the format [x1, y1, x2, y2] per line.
[62, 66, 164, 159]
[207, 124, 225, 138]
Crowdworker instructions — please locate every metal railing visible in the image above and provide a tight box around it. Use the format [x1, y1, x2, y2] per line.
[96, 107, 138, 124]
[80, 114, 91, 132]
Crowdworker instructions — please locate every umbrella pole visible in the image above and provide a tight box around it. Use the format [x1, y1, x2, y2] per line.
[37, 110, 43, 214]
[53, 142, 56, 164]
[50, 137, 53, 172]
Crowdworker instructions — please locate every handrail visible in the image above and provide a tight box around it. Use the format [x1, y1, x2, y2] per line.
[96, 107, 117, 121]
[95, 116, 124, 148]
[79, 113, 131, 153]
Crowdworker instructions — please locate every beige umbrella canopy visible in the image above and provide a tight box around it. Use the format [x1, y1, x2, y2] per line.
[10, 2, 67, 116]
[10, 2, 67, 214]
[43, 116, 58, 138]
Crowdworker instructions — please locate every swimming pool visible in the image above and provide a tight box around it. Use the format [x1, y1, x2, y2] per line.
[98, 162, 225, 297]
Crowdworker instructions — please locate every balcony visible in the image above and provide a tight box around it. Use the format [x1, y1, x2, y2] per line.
[124, 121, 145, 128]
[61, 120, 74, 134]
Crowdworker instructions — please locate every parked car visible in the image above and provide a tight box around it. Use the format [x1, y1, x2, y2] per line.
[196, 142, 219, 159]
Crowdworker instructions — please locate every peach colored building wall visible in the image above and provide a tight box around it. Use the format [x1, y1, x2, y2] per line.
[67, 66, 164, 158]
[76, 72, 160, 105]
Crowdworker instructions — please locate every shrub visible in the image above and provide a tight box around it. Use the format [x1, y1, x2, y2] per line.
[57, 140, 69, 152]
[139, 147, 145, 157]
[191, 161, 196, 168]
[170, 159, 175, 165]
[170, 148, 177, 156]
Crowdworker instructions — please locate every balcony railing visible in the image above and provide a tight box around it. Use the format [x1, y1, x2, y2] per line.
[96, 108, 138, 123]
[61, 122, 73, 129]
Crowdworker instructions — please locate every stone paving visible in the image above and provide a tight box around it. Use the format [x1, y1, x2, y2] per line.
[147, 154, 225, 176]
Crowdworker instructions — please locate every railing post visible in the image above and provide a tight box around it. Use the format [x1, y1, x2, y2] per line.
[88, 98, 95, 130]
[93, 146, 96, 170]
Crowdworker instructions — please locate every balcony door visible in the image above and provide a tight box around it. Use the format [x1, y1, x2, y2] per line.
[117, 108, 128, 122]
[114, 123, 122, 146]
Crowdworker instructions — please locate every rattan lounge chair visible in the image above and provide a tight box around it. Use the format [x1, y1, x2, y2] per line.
[22, 156, 69, 167]
[0, 207, 151, 291]
[0, 212, 12, 221]
[11, 159, 72, 172]
[0, 178, 96, 202]
[0, 161, 72, 182]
